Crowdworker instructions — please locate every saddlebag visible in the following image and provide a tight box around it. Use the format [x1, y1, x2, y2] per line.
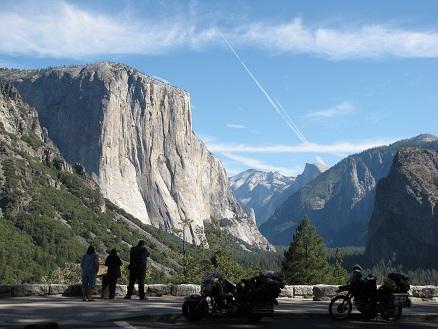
[390, 293, 411, 307]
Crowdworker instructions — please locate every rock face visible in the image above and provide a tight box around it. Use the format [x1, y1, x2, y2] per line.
[0, 83, 44, 145]
[230, 163, 325, 227]
[366, 148, 438, 268]
[0, 63, 271, 249]
[260, 135, 438, 246]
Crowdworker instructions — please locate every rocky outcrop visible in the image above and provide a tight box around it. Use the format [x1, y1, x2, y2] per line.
[366, 148, 438, 268]
[0, 63, 271, 249]
[292, 163, 327, 192]
[260, 135, 438, 246]
[0, 83, 44, 148]
[230, 163, 325, 227]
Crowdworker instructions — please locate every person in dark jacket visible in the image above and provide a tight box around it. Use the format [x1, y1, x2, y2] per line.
[105, 249, 123, 299]
[124, 240, 150, 300]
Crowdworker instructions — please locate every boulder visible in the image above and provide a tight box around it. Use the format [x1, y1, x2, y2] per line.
[146, 284, 171, 296]
[313, 285, 339, 301]
[293, 285, 313, 297]
[115, 285, 128, 297]
[171, 284, 201, 296]
[13, 284, 49, 297]
[279, 285, 294, 298]
[49, 284, 69, 295]
[0, 284, 12, 297]
[411, 286, 438, 299]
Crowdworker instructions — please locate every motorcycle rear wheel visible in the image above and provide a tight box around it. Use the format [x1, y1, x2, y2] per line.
[381, 306, 402, 321]
[246, 314, 264, 322]
[182, 300, 206, 321]
[329, 296, 352, 320]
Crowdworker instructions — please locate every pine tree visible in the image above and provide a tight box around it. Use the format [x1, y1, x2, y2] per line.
[332, 248, 348, 284]
[281, 216, 332, 284]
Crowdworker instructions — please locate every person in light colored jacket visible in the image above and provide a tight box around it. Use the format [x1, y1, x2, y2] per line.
[81, 245, 99, 301]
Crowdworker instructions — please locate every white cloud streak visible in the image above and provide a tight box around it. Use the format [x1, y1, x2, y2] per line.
[221, 153, 303, 177]
[305, 101, 356, 119]
[1, 3, 438, 59]
[226, 123, 247, 129]
[207, 138, 398, 155]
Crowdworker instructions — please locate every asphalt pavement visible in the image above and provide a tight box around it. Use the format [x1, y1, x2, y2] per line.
[0, 296, 437, 328]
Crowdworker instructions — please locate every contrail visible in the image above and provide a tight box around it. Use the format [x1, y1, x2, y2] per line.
[275, 99, 308, 143]
[219, 32, 308, 144]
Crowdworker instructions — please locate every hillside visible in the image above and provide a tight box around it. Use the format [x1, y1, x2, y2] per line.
[260, 134, 438, 246]
[366, 147, 438, 268]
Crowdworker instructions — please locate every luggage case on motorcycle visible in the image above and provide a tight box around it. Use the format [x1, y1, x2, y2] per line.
[390, 293, 410, 307]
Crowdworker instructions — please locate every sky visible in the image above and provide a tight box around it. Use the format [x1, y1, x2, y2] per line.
[1, 0, 437, 177]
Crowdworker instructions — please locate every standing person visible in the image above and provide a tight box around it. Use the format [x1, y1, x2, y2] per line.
[124, 240, 150, 300]
[105, 248, 123, 299]
[81, 245, 99, 302]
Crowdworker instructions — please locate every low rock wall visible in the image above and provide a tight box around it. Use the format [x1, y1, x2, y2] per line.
[1, 284, 437, 300]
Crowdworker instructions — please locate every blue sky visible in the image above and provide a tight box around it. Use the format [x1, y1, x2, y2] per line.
[1, 0, 438, 176]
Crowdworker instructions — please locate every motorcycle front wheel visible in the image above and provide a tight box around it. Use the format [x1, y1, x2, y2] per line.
[329, 295, 352, 320]
[182, 300, 207, 321]
[381, 306, 402, 321]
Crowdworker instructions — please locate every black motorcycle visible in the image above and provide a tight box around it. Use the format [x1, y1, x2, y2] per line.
[182, 272, 284, 322]
[329, 273, 411, 321]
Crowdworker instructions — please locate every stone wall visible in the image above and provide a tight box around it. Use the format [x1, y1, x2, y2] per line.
[0, 284, 200, 298]
[1, 284, 438, 301]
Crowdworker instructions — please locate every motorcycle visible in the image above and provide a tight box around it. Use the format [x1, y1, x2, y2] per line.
[182, 272, 284, 322]
[329, 272, 411, 321]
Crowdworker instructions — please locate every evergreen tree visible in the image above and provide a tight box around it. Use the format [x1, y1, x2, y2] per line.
[332, 248, 348, 284]
[281, 216, 332, 284]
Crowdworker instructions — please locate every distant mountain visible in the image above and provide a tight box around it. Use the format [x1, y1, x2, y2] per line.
[366, 147, 438, 269]
[230, 163, 326, 226]
[260, 134, 438, 246]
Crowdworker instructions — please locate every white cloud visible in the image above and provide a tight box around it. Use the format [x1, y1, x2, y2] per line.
[226, 123, 247, 129]
[1, 3, 438, 59]
[235, 19, 438, 59]
[305, 101, 355, 119]
[0, 2, 218, 58]
[207, 137, 398, 155]
[221, 153, 303, 177]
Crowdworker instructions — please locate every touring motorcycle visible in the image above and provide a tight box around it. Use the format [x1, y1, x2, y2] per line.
[182, 272, 284, 322]
[329, 273, 411, 321]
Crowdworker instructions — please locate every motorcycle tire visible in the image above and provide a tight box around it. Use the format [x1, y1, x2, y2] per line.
[381, 306, 402, 321]
[182, 300, 206, 322]
[246, 314, 264, 322]
[329, 295, 352, 320]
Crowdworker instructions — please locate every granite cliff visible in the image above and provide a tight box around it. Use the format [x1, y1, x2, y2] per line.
[260, 134, 438, 246]
[366, 147, 438, 268]
[0, 63, 271, 250]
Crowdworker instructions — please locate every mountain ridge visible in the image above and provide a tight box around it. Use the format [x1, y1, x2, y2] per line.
[260, 134, 438, 246]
